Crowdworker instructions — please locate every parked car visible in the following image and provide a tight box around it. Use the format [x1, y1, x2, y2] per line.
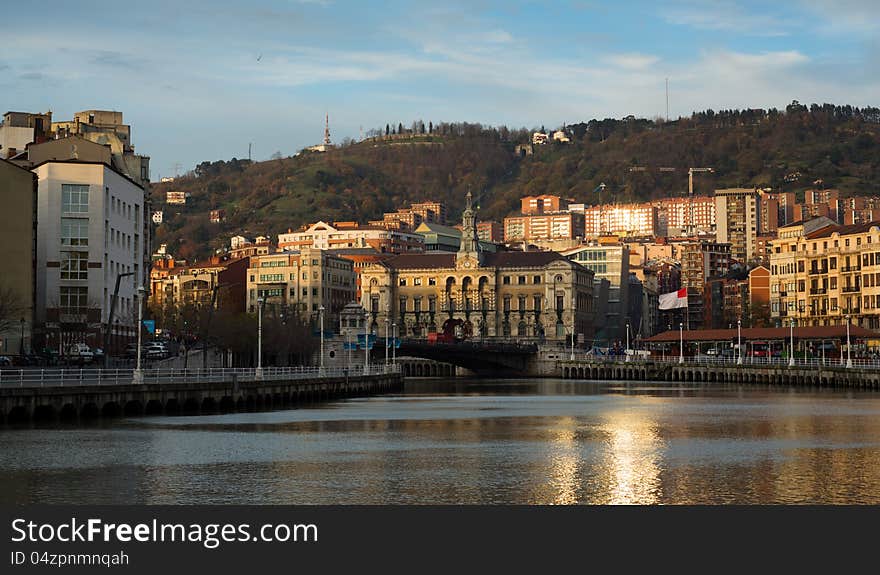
[66, 343, 94, 363]
[144, 342, 169, 360]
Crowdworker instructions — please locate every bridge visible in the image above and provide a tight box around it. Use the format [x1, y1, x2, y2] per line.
[378, 340, 539, 376]
[0, 366, 402, 423]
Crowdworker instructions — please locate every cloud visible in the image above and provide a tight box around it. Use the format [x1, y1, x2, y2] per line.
[798, 0, 880, 34]
[19, 72, 44, 80]
[664, 1, 790, 36]
[482, 29, 514, 44]
[605, 53, 661, 70]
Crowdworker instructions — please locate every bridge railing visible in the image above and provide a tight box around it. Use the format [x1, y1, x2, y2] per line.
[0, 363, 401, 388]
[561, 354, 880, 370]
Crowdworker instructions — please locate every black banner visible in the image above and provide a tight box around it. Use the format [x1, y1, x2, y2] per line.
[0, 506, 872, 573]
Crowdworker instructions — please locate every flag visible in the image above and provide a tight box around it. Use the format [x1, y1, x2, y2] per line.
[659, 288, 688, 310]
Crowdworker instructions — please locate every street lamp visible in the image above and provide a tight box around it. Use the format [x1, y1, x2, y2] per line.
[788, 319, 795, 367]
[392, 322, 398, 368]
[679, 322, 684, 364]
[625, 323, 631, 362]
[364, 311, 370, 376]
[319, 305, 325, 374]
[256, 296, 264, 380]
[384, 318, 390, 371]
[133, 286, 145, 384]
[846, 315, 853, 368]
[737, 319, 743, 365]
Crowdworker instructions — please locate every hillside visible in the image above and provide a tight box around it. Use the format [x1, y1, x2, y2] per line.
[152, 102, 880, 261]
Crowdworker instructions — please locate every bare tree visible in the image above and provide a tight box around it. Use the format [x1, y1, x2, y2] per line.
[0, 284, 24, 337]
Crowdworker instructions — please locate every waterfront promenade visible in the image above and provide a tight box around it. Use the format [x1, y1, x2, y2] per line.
[560, 356, 880, 388]
[0, 366, 403, 422]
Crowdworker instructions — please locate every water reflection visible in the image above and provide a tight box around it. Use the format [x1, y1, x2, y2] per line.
[3, 379, 880, 504]
[599, 406, 664, 505]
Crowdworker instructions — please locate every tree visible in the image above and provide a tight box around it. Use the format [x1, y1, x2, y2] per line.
[0, 284, 24, 337]
[385, 124, 390, 136]
[749, 301, 771, 328]
[398, 122, 403, 135]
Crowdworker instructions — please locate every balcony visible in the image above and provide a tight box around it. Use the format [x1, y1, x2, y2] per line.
[808, 268, 828, 275]
[842, 286, 861, 293]
[841, 265, 861, 273]
[809, 288, 827, 295]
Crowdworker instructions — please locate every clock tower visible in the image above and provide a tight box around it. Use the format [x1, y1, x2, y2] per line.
[456, 190, 482, 269]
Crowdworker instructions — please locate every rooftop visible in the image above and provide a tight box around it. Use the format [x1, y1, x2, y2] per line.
[645, 325, 878, 343]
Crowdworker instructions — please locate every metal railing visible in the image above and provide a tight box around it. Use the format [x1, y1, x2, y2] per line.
[0, 364, 401, 388]
[561, 354, 880, 370]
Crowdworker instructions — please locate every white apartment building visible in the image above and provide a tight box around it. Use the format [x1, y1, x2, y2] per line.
[32, 160, 145, 351]
[278, 221, 424, 253]
[715, 188, 759, 263]
[583, 203, 657, 237]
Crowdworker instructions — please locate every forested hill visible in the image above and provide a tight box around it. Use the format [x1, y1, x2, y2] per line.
[152, 102, 880, 261]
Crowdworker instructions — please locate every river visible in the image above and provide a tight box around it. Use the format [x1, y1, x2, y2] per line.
[3, 378, 880, 504]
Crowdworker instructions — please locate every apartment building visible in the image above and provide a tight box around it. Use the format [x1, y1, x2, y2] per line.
[521, 195, 568, 215]
[583, 203, 657, 237]
[715, 188, 759, 263]
[246, 248, 356, 324]
[0, 111, 52, 159]
[150, 255, 249, 314]
[0, 159, 37, 355]
[31, 159, 146, 352]
[504, 212, 585, 246]
[278, 221, 424, 254]
[769, 221, 880, 329]
[655, 196, 716, 236]
[562, 242, 629, 341]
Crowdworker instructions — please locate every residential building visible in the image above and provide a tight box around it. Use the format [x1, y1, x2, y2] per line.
[562, 242, 629, 341]
[360, 192, 594, 343]
[0, 111, 52, 159]
[31, 158, 146, 353]
[210, 209, 226, 224]
[583, 202, 657, 238]
[166, 191, 186, 204]
[654, 196, 715, 236]
[769, 221, 880, 329]
[415, 222, 498, 253]
[476, 221, 503, 243]
[0, 159, 37, 355]
[715, 188, 759, 263]
[521, 195, 567, 215]
[150, 255, 250, 314]
[246, 248, 356, 325]
[503, 212, 585, 247]
[278, 221, 424, 254]
[51, 110, 150, 187]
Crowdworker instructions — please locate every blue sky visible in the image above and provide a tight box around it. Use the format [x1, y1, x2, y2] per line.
[1, 0, 878, 179]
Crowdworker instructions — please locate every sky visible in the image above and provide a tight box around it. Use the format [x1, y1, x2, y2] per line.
[1, 0, 878, 179]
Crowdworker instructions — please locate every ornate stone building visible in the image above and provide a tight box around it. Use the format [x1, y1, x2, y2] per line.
[360, 192, 595, 343]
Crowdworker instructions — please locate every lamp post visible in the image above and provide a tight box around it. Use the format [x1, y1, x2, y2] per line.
[384, 318, 390, 370]
[133, 286, 145, 384]
[364, 311, 370, 376]
[788, 319, 795, 367]
[846, 315, 853, 368]
[392, 322, 397, 368]
[679, 322, 684, 364]
[256, 297, 264, 380]
[569, 324, 575, 361]
[737, 319, 743, 365]
[319, 305, 325, 374]
[625, 323, 631, 362]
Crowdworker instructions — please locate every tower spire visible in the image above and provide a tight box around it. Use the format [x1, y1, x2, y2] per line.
[323, 113, 331, 146]
[457, 189, 482, 265]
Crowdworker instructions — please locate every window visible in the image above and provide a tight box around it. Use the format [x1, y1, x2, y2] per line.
[60, 252, 88, 280]
[414, 298, 422, 313]
[428, 277, 437, 286]
[533, 295, 541, 311]
[830, 277, 837, 290]
[62, 184, 89, 213]
[312, 288, 318, 296]
[503, 296, 511, 312]
[428, 297, 436, 313]
[556, 295, 564, 311]
[399, 278, 407, 286]
[533, 276, 541, 284]
[399, 297, 407, 313]
[414, 278, 422, 286]
[503, 276, 511, 285]
[61, 218, 89, 246]
[59, 286, 88, 312]
[371, 297, 380, 313]
[518, 276, 526, 285]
